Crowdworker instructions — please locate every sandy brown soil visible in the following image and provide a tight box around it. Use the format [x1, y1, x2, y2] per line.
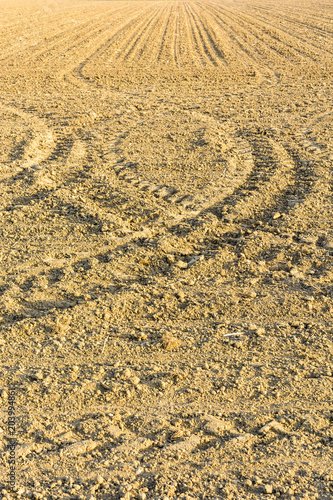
[0, 0, 332, 498]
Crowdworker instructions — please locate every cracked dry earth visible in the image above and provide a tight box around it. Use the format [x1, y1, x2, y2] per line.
[0, 0, 332, 499]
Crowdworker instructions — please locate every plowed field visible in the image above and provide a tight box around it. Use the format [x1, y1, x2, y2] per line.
[0, 0, 332, 498]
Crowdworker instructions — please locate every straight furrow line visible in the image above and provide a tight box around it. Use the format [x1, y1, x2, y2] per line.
[76, 4, 162, 71]
[227, 7, 333, 58]
[188, 2, 229, 66]
[201, 3, 274, 78]
[184, 2, 221, 67]
[156, 3, 175, 63]
[182, 2, 217, 67]
[121, 4, 170, 62]
[250, 6, 333, 38]
[209, 4, 318, 65]
[248, 7, 333, 50]
[0, 4, 134, 64]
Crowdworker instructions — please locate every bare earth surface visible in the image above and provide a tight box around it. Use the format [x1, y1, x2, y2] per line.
[0, 0, 332, 498]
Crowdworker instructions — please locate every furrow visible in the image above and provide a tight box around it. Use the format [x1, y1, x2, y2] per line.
[183, 2, 220, 67]
[189, 2, 229, 66]
[202, 2, 276, 78]
[246, 7, 333, 55]
[210, 3, 316, 66]
[121, 4, 169, 62]
[228, 7, 333, 60]
[75, 4, 161, 71]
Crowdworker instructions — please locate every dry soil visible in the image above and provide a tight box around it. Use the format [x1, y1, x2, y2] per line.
[0, 0, 332, 499]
